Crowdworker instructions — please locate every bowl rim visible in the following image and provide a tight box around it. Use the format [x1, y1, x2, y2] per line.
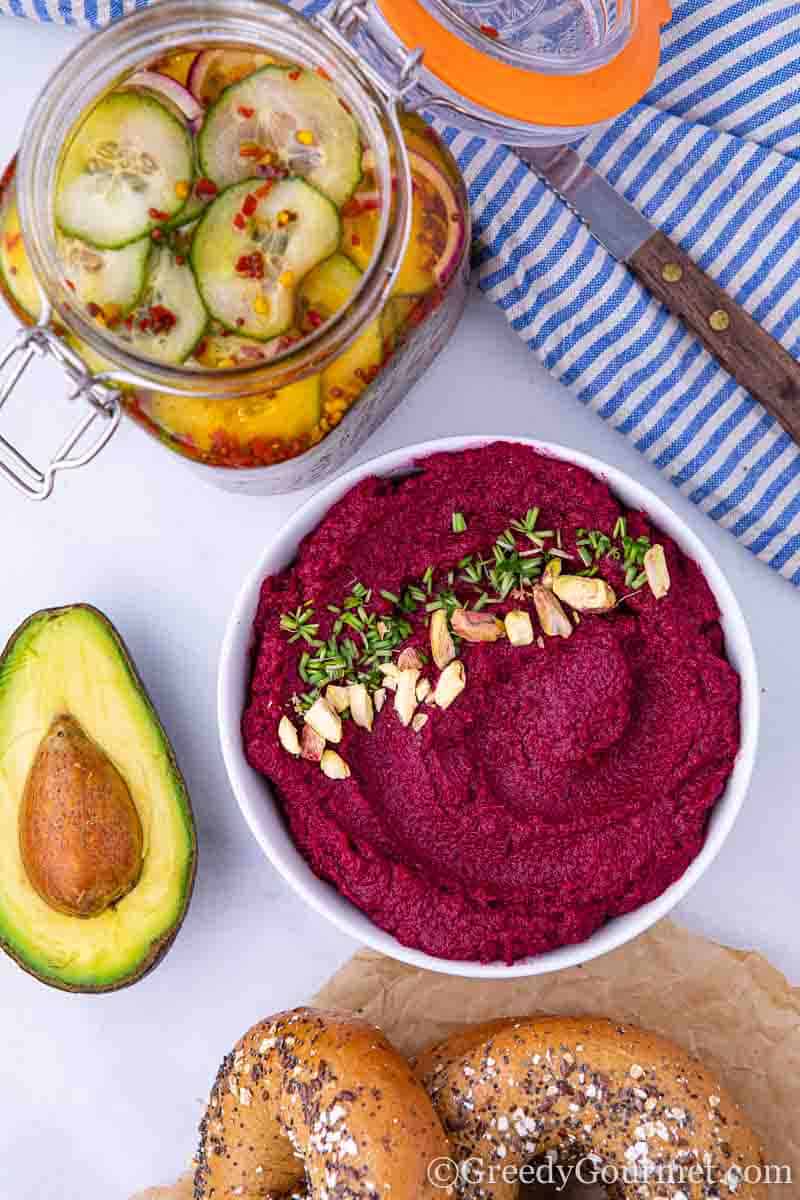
[218, 434, 760, 978]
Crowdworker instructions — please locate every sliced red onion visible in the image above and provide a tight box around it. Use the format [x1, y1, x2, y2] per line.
[125, 70, 205, 128]
[359, 148, 466, 286]
[188, 49, 273, 107]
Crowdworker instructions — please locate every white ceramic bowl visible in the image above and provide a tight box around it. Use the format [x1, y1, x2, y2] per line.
[218, 436, 760, 978]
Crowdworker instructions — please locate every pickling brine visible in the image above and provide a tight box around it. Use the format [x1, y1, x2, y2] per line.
[0, 45, 468, 474]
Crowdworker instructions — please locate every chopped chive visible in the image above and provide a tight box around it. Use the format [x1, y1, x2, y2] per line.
[452, 511, 467, 533]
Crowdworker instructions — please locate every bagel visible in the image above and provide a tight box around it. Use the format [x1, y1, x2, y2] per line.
[194, 1007, 452, 1199]
[415, 1017, 767, 1199]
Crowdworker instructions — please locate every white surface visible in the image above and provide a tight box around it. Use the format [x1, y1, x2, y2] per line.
[219, 435, 760, 978]
[0, 18, 797, 1200]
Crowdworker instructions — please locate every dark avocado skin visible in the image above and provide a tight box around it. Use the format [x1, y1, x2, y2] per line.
[0, 604, 198, 994]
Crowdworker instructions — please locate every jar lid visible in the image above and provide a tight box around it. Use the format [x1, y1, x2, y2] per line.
[372, 0, 671, 128]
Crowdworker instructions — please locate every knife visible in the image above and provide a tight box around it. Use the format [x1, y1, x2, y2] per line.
[518, 145, 800, 447]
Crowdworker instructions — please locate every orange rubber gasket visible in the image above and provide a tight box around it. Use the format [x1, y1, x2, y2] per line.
[378, 0, 672, 127]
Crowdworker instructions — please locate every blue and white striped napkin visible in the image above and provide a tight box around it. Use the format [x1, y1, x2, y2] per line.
[4, 0, 800, 585]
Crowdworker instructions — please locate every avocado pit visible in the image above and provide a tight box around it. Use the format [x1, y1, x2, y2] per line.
[19, 714, 144, 919]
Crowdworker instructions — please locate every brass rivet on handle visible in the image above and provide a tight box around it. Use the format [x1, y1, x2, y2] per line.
[662, 262, 683, 283]
[709, 309, 731, 332]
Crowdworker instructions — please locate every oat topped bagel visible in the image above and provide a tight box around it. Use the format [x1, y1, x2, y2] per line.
[194, 1008, 452, 1199]
[414, 1017, 767, 1199]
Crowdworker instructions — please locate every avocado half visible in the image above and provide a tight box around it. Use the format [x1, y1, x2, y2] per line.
[0, 605, 197, 992]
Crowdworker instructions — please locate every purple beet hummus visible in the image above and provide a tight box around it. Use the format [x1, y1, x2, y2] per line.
[243, 443, 741, 964]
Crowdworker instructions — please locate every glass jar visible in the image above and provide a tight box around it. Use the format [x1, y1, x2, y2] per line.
[0, 0, 669, 499]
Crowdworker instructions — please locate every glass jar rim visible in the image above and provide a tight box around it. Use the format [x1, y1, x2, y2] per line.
[16, 0, 414, 399]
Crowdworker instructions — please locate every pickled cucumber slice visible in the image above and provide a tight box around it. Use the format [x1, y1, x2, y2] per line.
[0, 197, 41, 320]
[58, 234, 149, 318]
[381, 295, 421, 352]
[147, 374, 322, 453]
[191, 330, 291, 368]
[115, 244, 207, 364]
[198, 67, 361, 207]
[298, 255, 382, 403]
[56, 93, 194, 249]
[297, 253, 361, 326]
[191, 178, 340, 340]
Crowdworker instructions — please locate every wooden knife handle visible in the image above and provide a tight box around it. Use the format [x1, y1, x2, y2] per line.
[629, 230, 800, 445]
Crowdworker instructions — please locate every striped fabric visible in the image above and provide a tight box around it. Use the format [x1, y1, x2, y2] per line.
[4, 0, 800, 583]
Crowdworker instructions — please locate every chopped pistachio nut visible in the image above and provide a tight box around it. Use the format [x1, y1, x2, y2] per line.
[533, 585, 573, 639]
[325, 684, 351, 714]
[305, 696, 342, 744]
[553, 575, 617, 612]
[430, 609, 456, 670]
[541, 558, 562, 590]
[301, 724, 325, 763]
[411, 712, 429, 732]
[451, 608, 505, 643]
[644, 544, 671, 599]
[278, 715, 301, 757]
[434, 660, 466, 709]
[378, 662, 401, 690]
[348, 683, 374, 731]
[416, 677, 432, 702]
[320, 749, 350, 780]
[373, 687, 387, 713]
[397, 646, 425, 671]
[394, 668, 420, 727]
[505, 610, 534, 647]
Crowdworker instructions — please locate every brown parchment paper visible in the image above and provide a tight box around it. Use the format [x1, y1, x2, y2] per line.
[136, 919, 798, 1199]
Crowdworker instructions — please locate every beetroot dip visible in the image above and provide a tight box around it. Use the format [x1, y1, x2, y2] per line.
[243, 443, 741, 964]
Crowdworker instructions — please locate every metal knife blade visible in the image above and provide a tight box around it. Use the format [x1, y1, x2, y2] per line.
[514, 144, 800, 449]
[517, 145, 653, 263]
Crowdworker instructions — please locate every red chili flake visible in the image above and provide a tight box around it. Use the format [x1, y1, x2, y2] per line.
[239, 142, 265, 159]
[195, 178, 218, 198]
[233, 213, 246, 231]
[341, 198, 361, 218]
[175, 254, 185, 266]
[316, 66, 331, 80]
[242, 193, 258, 217]
[480, 23, 499, 37]
[138, 317, 151, 332]
[148, 207, 169, 221]
[148, 304, 177, 335]
[254, 181, 274, 200]
[237, 105, 255, 118]
[151, 228, 163, 241]
[124, 315, 134, 329]
[306, 309, 323, 328]
[235, 251, 265, 280]
[350, 234, 361, 247]
[288, 69, 301, 81]
[87, 302, 102, 318]
[194, 338, 208, 358]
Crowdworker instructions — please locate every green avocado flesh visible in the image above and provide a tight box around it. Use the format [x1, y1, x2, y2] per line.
[0, 605, 196, 992]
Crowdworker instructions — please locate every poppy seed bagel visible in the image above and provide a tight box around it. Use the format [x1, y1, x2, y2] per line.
[414, 1016, 767, 1199]
[194, 1007, 453, 1199]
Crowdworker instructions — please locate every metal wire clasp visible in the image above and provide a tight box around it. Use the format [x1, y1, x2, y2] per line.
[0, 314, 121, 501]
[320, 0, 425, 104]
